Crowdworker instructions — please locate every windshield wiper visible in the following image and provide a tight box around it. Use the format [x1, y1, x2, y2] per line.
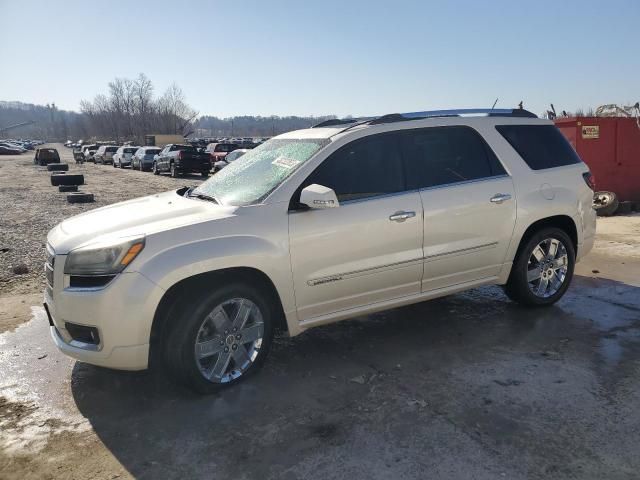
[188, 189, 219, 204]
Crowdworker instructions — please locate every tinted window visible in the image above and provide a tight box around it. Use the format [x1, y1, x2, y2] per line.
[171, 144, 196, 152]
[401, 126, 505, 190]
[146, 148, 161, 155]
[106, 147, 118, 152]
[496, 125, 582, 170]
[215, 144, 238, 152]
[304, 133, 404, 202]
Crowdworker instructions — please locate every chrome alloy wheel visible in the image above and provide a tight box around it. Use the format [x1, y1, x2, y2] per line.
[194, 298, 265, 383]
[527, 238, 569, 298]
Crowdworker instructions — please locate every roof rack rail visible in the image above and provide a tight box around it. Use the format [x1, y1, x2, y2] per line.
[311, 118, 359, 128]
[317, 108, 538, 135]
[400, 108, 537, 119]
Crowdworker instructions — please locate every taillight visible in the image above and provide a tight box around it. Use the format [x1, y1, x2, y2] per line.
[178, 151, 183, 160]
[582, 172, 595, 191]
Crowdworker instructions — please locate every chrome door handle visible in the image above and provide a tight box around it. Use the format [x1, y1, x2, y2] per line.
[389, 211, 416, 222]
[490, 193, 512, 204]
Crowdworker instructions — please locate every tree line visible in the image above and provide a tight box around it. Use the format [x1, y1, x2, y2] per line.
[1, 74, 339, 142]
[79, 74, 197, 141]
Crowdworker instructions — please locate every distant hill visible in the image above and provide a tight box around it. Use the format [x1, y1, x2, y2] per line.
[1, 100, 340, 141]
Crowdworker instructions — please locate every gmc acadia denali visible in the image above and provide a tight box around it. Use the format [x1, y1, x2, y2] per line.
[44, 108, 596, 393]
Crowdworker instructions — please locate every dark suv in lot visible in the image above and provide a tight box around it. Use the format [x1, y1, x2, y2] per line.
[153, 144, 211, 177]
[33, 148, 61, 166]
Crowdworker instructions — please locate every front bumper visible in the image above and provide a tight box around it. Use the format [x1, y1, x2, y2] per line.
[44, 253, 165, 370]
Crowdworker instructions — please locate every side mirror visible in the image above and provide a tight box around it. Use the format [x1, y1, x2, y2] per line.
[300, 184, 339, 209]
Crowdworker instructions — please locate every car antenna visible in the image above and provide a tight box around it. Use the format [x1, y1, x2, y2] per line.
[491, 98, 499, 110]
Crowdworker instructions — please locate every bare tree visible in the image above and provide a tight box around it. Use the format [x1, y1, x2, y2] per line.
[156, 83, 198, 134]
[78, 74, 196, 142]
[133, 73, 154, 138]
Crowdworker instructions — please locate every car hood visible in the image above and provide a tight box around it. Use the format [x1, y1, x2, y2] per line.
[48, 189, 236, 254]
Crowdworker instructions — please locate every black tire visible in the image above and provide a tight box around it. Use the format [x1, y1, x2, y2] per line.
[113, 160, 118, 168]
[170, 163, 178, 178]
[593, 191, 619, 217]
[617, 201, 633, 214]
[152, 162, 159, 175]
[51, 173, 84, 186]
[163, 282, 275, 394]
[47, 163, 69, 172]
[58, 185, 78, 192]
[201, 170, 209, 178]
[67, 192, 94, 203]
[139, 162, 144, 172]
[504, 227, 575, 307]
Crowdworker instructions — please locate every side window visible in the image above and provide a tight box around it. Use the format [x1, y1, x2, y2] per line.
[401, 126, 506, 190]
[304, 133, 404, 202]
[496, 125, 582, 170]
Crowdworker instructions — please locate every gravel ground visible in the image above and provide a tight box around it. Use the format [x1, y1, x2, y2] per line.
[0, 144, 202, 296]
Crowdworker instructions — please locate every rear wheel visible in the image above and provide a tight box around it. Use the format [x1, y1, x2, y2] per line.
[504, 228, 575, 306]
[170, 163, 178, 178]
[164, 283, 274, 394]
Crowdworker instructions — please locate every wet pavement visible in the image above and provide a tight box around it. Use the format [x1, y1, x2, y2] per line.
[2, 267, 640, 479]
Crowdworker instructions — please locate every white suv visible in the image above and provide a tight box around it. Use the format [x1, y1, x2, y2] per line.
[44, 108, 596, 393]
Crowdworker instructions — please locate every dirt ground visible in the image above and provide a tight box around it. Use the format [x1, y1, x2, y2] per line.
[1, 145, 640, 479]
[0, 144, 203, 333]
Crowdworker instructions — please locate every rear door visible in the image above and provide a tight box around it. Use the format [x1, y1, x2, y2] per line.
[289, 132, 424, 321]
[400, 126, 517, 291]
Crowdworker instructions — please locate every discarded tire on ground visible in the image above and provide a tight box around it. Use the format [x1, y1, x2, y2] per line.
[617, 201, 634, 214]
[593, 191, 619, 217]
[58, 185, 78, 192]
[47, 163, 69, 172]
[67, 192, 94, 203]
[51, 173, 84, 187]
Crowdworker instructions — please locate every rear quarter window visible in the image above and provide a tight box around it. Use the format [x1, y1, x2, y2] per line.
[496, 125, 582, 170]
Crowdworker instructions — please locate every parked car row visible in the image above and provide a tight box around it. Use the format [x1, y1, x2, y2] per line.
[0, 138, 44, 155]
[86, 142, 250, 177]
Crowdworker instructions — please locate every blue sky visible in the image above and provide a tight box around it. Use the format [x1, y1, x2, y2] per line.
[1, 0, 638, 118]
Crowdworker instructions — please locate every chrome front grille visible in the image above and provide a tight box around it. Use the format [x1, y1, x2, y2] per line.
[45, 244, 55, 290]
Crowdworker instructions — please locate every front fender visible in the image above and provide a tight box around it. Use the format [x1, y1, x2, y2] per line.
[138, 234, 299, 331]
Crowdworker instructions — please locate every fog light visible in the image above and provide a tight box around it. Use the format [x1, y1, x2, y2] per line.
[65, 322, 100, 345]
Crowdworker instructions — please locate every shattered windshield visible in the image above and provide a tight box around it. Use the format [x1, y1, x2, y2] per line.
[193, 138, 328, 205]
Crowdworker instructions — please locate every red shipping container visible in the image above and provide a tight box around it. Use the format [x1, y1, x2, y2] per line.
[555, 117, 640, 202]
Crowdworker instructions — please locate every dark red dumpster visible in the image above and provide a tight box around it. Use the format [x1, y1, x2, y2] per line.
[555, 117, 640, 203]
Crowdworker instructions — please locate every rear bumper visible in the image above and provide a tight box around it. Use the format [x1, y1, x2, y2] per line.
[577, 234, 595, 262]
[176, 162, 211, 172]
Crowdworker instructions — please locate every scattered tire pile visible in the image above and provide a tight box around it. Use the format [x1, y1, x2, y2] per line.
[47, 165, 94, 203]
[593, 191, 637, 217]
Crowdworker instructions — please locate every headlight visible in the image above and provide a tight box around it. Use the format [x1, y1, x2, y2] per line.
[64, 237, 145, 276]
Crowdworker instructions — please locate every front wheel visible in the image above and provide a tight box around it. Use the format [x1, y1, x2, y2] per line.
[152, 162, 159, 175]
[170, 164, 178, 178]
[504, 228, 575, 306]
[164, 283, 274, 394]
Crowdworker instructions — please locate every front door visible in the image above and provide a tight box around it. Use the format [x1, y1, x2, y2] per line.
[289, 132, 424, 321]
